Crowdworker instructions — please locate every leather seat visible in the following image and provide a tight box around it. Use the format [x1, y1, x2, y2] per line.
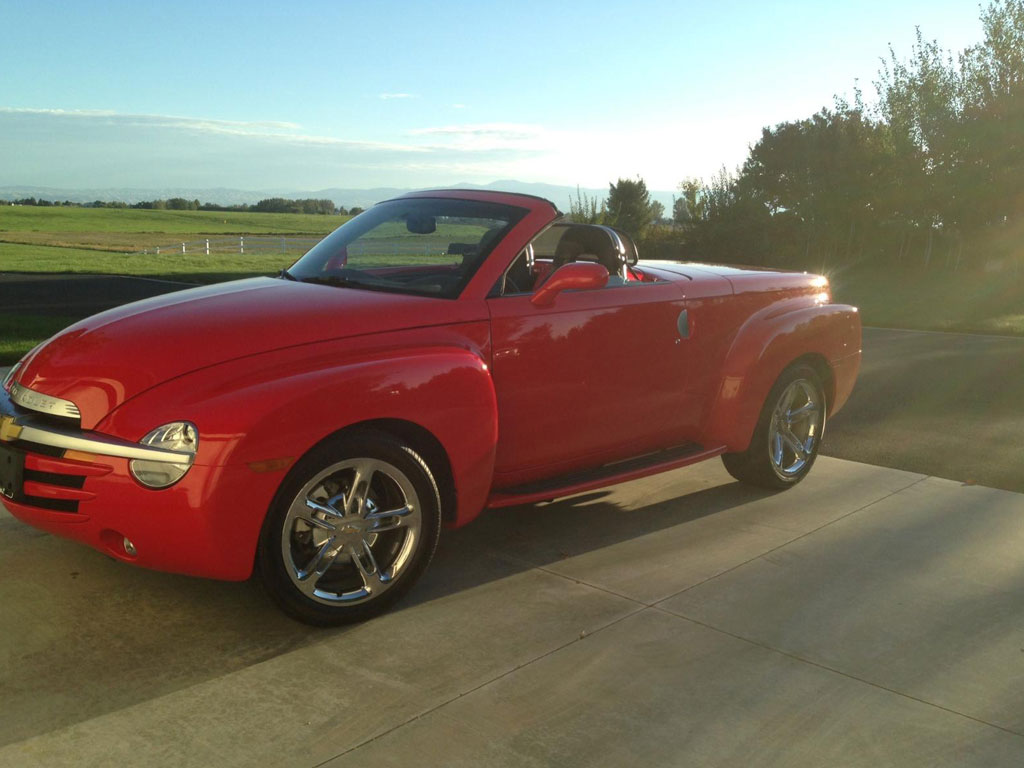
[548, 225, 624, 281]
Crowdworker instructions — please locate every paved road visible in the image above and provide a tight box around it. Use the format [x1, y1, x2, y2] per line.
[0, 273, 190, 316]
[822, 327, 1024, 493]
[3, 457, 1023, 766]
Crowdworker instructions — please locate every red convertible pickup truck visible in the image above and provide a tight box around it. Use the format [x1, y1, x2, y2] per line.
[0, 190, 860, 625]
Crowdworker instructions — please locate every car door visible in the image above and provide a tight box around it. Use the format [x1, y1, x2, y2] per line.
[487, 279, 695, 484]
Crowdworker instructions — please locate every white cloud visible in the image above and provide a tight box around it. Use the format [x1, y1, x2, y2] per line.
[378, 93, 416, 100]
[0, 107, 301, 134]
[0, 107, 754, 191]
[408, 122, 551, 153]
[0, 107, 426, 153]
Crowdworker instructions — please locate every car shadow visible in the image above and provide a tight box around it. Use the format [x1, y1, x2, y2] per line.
[414, 480, 775, 602]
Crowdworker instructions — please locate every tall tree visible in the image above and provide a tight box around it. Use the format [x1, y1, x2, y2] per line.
[743, 102, 892, 267]
[605, 177, 655, 237]
[875, 29, 965, 264]
[673, 179, 704, 228]
[960, 0, 1024, 240]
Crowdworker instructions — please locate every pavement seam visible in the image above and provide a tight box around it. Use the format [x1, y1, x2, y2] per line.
[487, 548, 644, 606]
[516, 475, 933, 614]
[651, 474, 931, 606]
[312, 602, 649, 767]
[652, 605, 1024, 741]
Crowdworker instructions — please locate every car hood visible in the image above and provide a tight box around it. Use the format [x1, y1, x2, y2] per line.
[16, 277, 485, 429]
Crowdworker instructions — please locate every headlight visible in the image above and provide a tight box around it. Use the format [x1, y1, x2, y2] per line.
[129, 421, 199, 489]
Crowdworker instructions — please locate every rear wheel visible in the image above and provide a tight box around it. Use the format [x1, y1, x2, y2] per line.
[721, 363, 826, 489]
[257, 431, 441, 626]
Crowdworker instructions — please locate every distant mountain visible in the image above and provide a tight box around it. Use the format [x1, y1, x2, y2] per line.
[0, 185, 270, 207]
[0, 181, 676, 212]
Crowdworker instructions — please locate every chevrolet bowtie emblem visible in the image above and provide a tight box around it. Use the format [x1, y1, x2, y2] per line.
[0, 415, 23, 443]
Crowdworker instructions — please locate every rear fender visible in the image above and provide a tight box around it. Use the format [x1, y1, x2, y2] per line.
[700, 301, 860, 452]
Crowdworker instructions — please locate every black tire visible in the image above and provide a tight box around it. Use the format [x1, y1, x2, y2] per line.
[721, 363, 826, 490]
[257, 430, 441, 626]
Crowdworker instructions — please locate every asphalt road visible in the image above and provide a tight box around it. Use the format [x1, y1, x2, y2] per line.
[821, 327, 1024, 494]
[3, 274, 1021, 492]
[0, 273, 190, 316]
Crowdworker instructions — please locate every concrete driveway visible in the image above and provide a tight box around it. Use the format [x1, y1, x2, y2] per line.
[2, 456, 1022, 766]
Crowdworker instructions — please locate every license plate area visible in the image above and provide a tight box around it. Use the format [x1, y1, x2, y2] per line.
[0, 443, 25, 502]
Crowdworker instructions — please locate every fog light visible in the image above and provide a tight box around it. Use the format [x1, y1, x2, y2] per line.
[123, 537, 137, 556]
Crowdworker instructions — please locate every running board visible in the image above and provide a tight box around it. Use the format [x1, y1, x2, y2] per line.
[486, 443, 727, 509]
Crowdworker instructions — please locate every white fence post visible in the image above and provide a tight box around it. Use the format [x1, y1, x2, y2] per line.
[205, 239, 210, 256]
[240, 236, 244, 254]
[182, 242, 186, 254]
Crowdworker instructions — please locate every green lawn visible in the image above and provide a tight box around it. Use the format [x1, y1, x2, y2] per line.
[0, 206, 341, 284]
[831, 265, 1024, 336]
[0, 206, 347, 235]
[0, 314, 79, 365]
[0, 207, 341, 364]
[0, 242, 295, 283]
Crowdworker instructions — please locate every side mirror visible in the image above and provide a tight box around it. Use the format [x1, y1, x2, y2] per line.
[531, 261, 609, 307]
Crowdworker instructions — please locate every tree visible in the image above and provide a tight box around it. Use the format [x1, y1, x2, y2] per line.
[605, 177, 655, 237]
[959, 0, 1024, 242]
[673, 179, 703, 227]
[568, 186, 605, 224]
[875, 29, 965, 264]
[741, 101, 893, 267]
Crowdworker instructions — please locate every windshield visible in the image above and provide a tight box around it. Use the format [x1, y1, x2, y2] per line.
[287, 197, 527, 298]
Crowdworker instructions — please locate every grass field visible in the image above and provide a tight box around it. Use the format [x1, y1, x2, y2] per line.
[0, 206, 347, 282]
[0, 314, 78, 364]
[831, 265, 1024, 336]
[0, 207, 345, 363]
[0, 206, 346, 236]
[0, 242, 298, 282]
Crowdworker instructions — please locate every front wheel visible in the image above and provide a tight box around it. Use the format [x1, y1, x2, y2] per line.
[721, 363, 826, 489]
[257, 431, 441, 626]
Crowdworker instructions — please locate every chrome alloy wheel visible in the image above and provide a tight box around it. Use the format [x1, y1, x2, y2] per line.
[281, 458, 422, 606]
[768, 378, 823, 479]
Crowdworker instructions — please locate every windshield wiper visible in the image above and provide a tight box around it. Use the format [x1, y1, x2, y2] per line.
[298, 275, 397, 293]
[278, 268, 298, 281]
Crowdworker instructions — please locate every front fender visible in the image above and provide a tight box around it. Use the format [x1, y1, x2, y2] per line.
[700, 300, 861, 452]
[100, 337, 499, 574]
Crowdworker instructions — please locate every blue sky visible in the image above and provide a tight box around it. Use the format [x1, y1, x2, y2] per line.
[0, 0, 986, 193]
